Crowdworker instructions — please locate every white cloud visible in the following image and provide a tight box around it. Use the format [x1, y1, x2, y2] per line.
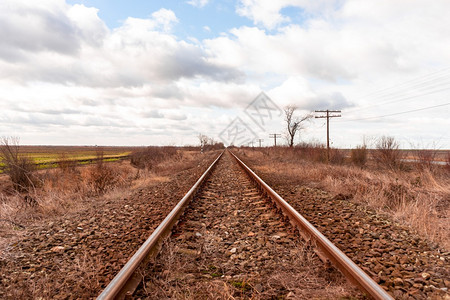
[0, 3, 242, 88]
[0, 0, 449, 147]
[187, 0, 209, 8]
[150, 8, 178, 32]
[236, 0, 341, 29]
[236, 0, 294, 29]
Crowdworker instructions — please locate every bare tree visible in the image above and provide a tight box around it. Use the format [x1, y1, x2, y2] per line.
[284, 106, 312, 147]
[0, 137, 35, 192]
[197, 134, 224, 152]
[198, 134, 209, 152]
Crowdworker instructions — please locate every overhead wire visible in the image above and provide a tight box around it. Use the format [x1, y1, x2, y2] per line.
[353, 67, 450, 100]
[344, 85, 450, 115]
[337, 102, 450, 122]
[343, 68, 450, 114]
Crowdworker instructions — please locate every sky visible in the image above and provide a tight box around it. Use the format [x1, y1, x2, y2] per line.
[0, 0, 449, 148]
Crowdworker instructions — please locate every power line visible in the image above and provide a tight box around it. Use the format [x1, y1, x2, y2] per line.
[367, 80, 450, 102]
[339, 102, 450, 122]
[344, 85, 450, 115]
[354, 67, 450, 100]
[343, 68, 450, 114]
[358, 72, 450, 103]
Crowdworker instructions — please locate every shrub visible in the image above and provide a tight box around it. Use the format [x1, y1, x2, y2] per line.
[373, 136, 402, 169]
[87, 150, 119, 195]
[295, 142, 327, 163]
[329, 148, 345, 165]
[130, 146, 179, 170]
[416, 149, 437, 170]
[350, 145, 368, 167]
[0, 137, 36, 192]
[58, 153, 78, 174]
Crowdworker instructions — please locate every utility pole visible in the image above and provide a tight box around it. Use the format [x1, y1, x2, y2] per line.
[315, 110, 341, 162]
[269, 134, 281, 147]
[258, 139, 264, 147]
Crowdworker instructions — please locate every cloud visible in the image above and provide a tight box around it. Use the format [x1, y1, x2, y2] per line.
[164, 112, 187, 121]
[236, 0, 293, 29]
[150, 8, 178, 32]
[236, 0, 342, 29]
[207, 0, 450, 85]
[0, 4, 243, 88]
[187, 0, 209, 8]
[141, 110, 165, 119]
[1, 0, 449, 147]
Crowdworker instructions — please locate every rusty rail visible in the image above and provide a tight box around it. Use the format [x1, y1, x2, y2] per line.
[229, 150, 393, 300]
[97, 151, 223, 300]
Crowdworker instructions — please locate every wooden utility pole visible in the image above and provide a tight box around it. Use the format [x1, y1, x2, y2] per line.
[315, 110, 341, 162]
[269, 134, 281, 146]
[258, 139, 264, 147]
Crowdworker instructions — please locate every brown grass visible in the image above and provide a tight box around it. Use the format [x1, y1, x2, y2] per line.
[130, 146, 182, 170]
[350, 145, 368, 167]
[238, 148, 450, 250]
[139, 237, 354, 299]
[0, 149, 204, 229]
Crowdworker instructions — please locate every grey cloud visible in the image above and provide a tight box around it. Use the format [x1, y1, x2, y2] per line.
[13, 107, 80, 115]
[141, 110, 164, 118]
[168, 123, 193, 131]
[165, 113, 187, 121]
[0, 6, 80, 61]
[303, 92, 354, 111]
[151, 84, 183, 100]
[141, 110, 187, 121]
[159, 45, 245, 82]
[0, 2, 243, 88]
[79, 99, 98, 107]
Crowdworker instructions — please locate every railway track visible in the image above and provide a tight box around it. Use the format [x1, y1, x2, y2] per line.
[99, 150, 396, 299]
[236, 149, 450, 300]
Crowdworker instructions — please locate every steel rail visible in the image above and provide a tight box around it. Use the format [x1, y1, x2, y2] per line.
[230, 150, 393, 300]
[97, 151, 224, 300]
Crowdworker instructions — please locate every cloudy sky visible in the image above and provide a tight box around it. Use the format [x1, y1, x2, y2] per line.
[1, 0, 449, 148]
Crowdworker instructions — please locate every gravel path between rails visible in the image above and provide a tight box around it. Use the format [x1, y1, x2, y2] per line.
[0, 152, 218, 299]
[135, 152, 361, 299]
[237, 151, 450, 300]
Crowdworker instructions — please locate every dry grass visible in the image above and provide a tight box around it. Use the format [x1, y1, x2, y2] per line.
[140, 237, 355, 299]
[238, 148, 450, 250]
[0, 149, 205, 229]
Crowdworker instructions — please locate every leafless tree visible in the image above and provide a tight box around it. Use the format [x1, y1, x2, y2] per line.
[197, 134, 224, 152]
[198, 134, 209, 152]
[0, 136, 35, 192]
[284, 105, 312, 147]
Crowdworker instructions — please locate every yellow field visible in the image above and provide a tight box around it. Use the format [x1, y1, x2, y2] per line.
[0, 145, 140, 171]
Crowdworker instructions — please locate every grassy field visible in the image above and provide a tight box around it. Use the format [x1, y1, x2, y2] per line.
[0, 145, 141, 172]
[236, 147, 450, 249]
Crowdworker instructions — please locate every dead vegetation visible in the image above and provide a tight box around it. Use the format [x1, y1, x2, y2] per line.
[139, 238, 352, 300]
[0, 137, 36, 193]
[237, 145, 450, 250]
[0, 146, 204, 229]
[130, 146, 181, 171]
